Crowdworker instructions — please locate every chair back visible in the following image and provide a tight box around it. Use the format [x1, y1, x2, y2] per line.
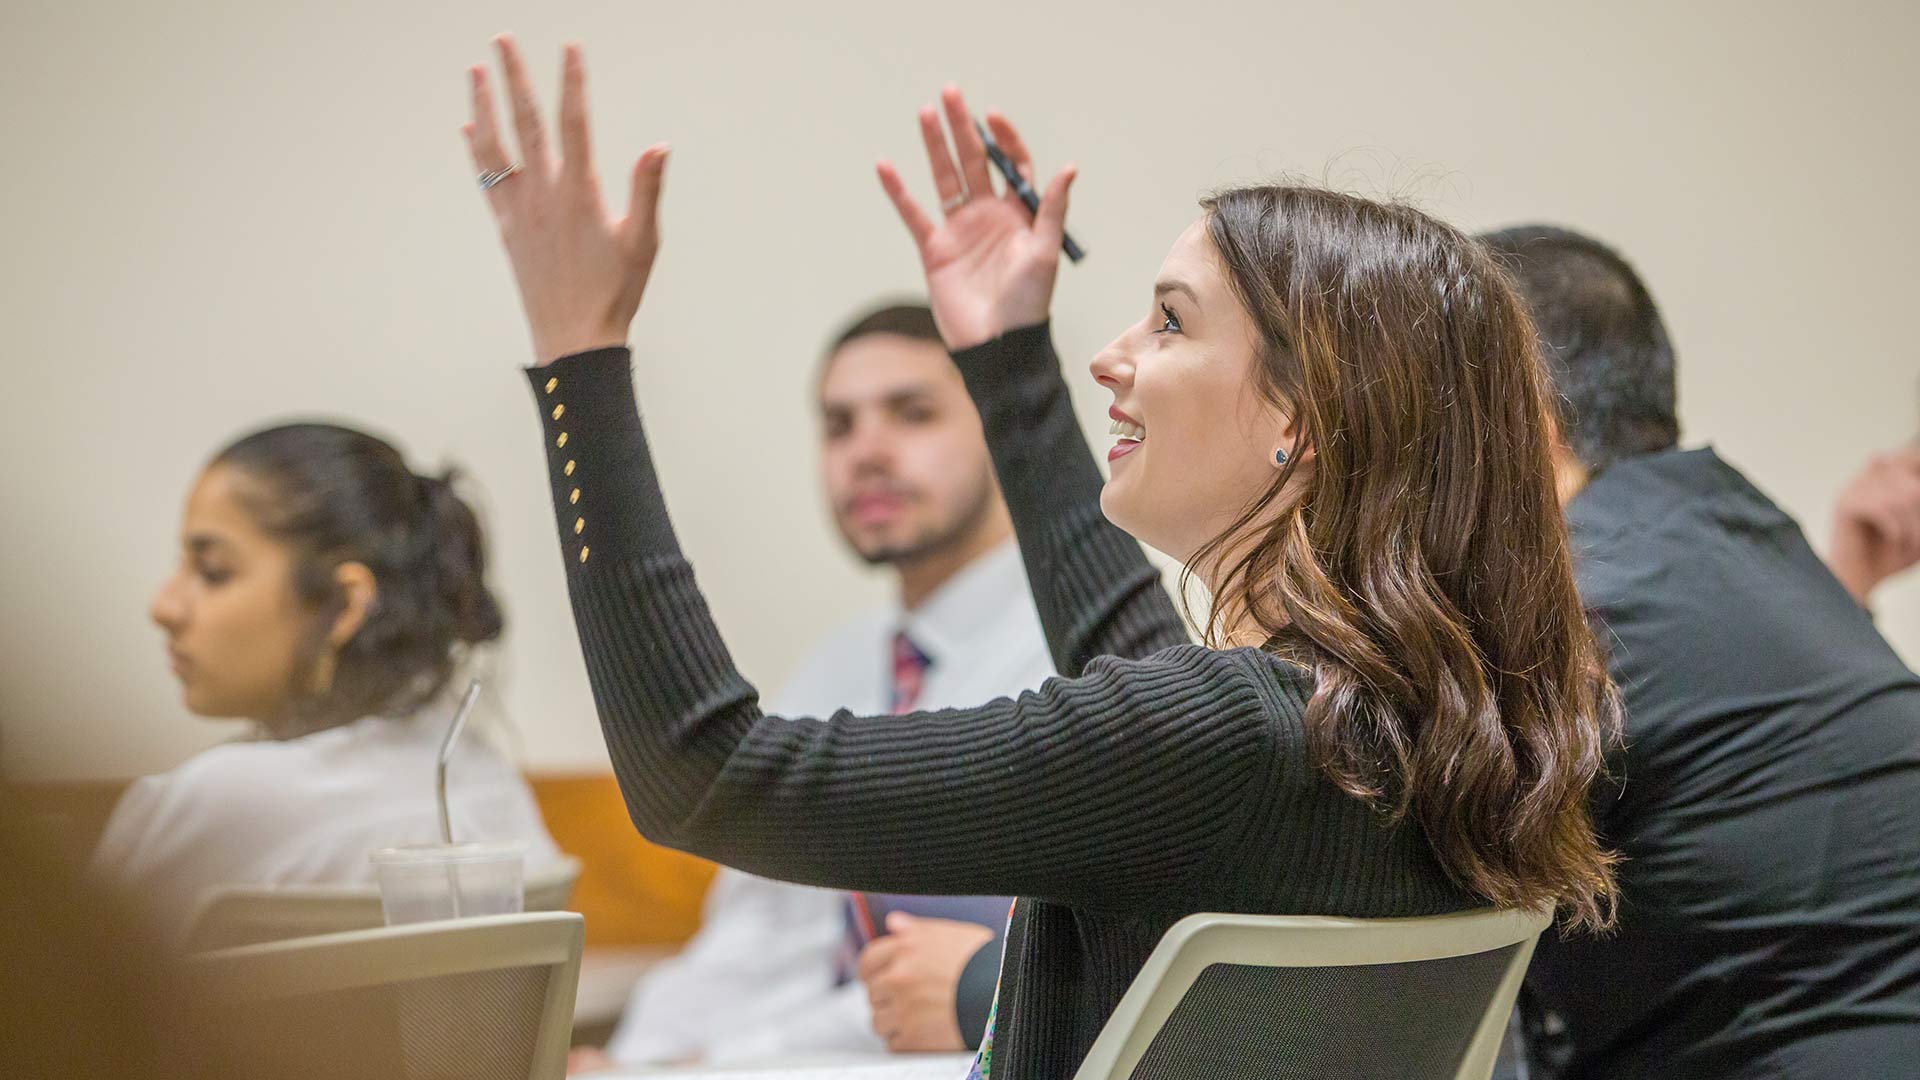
[1071, 906, 1551, 1080]
[186, 856, 582, 951]
[190, 911, 584, 1080]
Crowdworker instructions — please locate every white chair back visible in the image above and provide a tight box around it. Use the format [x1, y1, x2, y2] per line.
[185, 855, 581, 951]
[191, 910, 584, 1080]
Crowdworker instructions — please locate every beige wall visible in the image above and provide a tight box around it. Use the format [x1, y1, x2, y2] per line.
[2, 0, 1914, 780]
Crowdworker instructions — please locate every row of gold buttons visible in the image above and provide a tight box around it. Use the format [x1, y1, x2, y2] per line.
[545, 375, 588, 564]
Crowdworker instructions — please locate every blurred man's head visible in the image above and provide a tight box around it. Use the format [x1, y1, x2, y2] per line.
[1479, 226, 1680, 484]
[817, 304, 1009, 573]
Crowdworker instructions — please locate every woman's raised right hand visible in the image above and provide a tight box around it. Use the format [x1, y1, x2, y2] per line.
[877, 88, 1077, 352]
[463, 36, 668, 368]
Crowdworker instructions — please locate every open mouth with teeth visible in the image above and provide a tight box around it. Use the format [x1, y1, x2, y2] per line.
[1108, 418, 1146, 463]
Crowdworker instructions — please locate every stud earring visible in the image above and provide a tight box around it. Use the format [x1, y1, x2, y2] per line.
[1273, 447, 1290, 468]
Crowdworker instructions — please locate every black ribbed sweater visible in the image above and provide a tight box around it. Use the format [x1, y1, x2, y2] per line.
[526, 323, 1476, 1079]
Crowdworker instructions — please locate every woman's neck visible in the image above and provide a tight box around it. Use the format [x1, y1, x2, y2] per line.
[1206, 589, 1284, 649]
[1189, 535, 1289, 651]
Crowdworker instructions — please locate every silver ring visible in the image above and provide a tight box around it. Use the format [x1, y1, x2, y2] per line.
[940, 190, 970, 212]
[478, 164, 522, 191]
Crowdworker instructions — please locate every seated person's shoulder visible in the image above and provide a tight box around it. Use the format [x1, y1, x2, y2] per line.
[1103, 640, 1309, 686]
[89, 735, 346, 891]
[111, 734, 345, 843]
[1067, 643, 1309, 732]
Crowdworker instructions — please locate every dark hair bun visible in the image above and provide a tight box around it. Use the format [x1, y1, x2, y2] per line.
[416, 468, 506, 647]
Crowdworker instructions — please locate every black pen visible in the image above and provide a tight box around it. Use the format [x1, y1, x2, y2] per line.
[975, 119, 1085, 263]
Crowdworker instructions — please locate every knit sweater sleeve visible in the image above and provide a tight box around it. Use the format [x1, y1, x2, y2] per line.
[524, 333, 1270, 907]
[945, 322, 1192, 673]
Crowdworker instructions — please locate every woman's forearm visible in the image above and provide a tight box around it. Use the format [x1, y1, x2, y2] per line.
[951, 323, 1190, 676]
[526, 348, 677, 566]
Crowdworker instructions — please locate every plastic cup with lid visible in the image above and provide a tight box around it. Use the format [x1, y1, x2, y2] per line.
[369, 842, 525, 925]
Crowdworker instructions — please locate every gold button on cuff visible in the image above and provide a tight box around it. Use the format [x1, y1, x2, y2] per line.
[551, 404, 565, 420]
[544, 377, 558, 394]
[579, 546, 590, 563]
[563, 460, 575, 476]
[556, 432, 568, 448]
[569, 488, 580, 505]
[573, 518, 584, 534]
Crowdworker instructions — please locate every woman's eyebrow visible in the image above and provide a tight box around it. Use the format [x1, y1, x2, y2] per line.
[1155, 279, 1201, 309]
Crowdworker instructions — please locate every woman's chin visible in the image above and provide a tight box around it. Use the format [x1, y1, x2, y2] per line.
[180, 689, 242, 721]
[1097, 481, 1129, 530]
[1098, 481, 1154, 548]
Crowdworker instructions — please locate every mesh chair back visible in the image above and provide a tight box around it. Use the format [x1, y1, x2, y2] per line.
[1073, 907, 1549, 1080]
[191, 911, 582, 1080]
[186, 856, 583, 951]
[236, 961, 555, 1079]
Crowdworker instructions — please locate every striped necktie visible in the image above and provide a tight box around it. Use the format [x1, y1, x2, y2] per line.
[888, 631, 931, 715]
[838, 632, 934, 978]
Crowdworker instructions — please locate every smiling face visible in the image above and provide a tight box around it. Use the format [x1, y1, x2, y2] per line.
[1089, 218, 1300, 566]
[148, 465, 315, 722]
[818, 332, 1003, 567]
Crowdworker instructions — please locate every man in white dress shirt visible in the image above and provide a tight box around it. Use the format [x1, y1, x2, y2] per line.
[587, 304, 1056, 1069]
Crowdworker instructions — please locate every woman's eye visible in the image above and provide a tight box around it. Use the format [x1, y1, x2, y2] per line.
[1154, 304, 1182, 335]
[197, 564, 232, 586]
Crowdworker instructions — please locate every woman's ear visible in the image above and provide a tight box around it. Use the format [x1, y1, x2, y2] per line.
[1271, 408, 1310, 469]
[327, 561, 378, 648]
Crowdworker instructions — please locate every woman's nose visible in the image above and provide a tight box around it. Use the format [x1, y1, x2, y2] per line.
[1089, 332, 1136, 390]
[150, 572, 186, 633]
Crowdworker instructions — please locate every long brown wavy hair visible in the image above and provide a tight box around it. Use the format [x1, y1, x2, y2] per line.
[1191, 185, 1621, 930]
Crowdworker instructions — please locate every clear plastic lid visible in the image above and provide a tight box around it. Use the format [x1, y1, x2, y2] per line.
[368, 841, 526, 866]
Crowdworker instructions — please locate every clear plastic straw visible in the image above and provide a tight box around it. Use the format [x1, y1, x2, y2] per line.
[436, 679, 484, 914]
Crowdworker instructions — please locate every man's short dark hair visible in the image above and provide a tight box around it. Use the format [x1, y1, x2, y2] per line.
[827, 302, 942, 356]
[1479, 225, 1680, 474]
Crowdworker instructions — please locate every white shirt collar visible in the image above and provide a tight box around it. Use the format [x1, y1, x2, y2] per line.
[898, 540, 1030, 670]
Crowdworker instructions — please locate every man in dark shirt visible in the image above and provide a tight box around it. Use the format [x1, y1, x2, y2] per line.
[1482, 225, 1920, 1079]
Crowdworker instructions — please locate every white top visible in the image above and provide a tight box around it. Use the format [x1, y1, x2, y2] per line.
[606, 540, 1056, 1065]
[87, 694, 563, 946]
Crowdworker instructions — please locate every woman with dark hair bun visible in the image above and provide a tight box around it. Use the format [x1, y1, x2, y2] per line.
[89, 422, 561, 943]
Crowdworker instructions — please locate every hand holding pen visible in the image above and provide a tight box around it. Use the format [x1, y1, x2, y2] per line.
[877, 86, 1081, 352]
[976, 119, 1084, 263]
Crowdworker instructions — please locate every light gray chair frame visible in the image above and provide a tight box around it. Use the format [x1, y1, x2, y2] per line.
[1071, 906, 1551, 1080]
[191, 910, 584, 1080]
[184, 854, 582, 952]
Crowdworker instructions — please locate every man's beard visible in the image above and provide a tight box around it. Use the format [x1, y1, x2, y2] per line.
[847, 474, 996, 569]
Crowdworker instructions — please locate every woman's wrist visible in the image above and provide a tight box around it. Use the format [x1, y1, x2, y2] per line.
[531, 327, 630, 368]
[950, 320, 1053, 371]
